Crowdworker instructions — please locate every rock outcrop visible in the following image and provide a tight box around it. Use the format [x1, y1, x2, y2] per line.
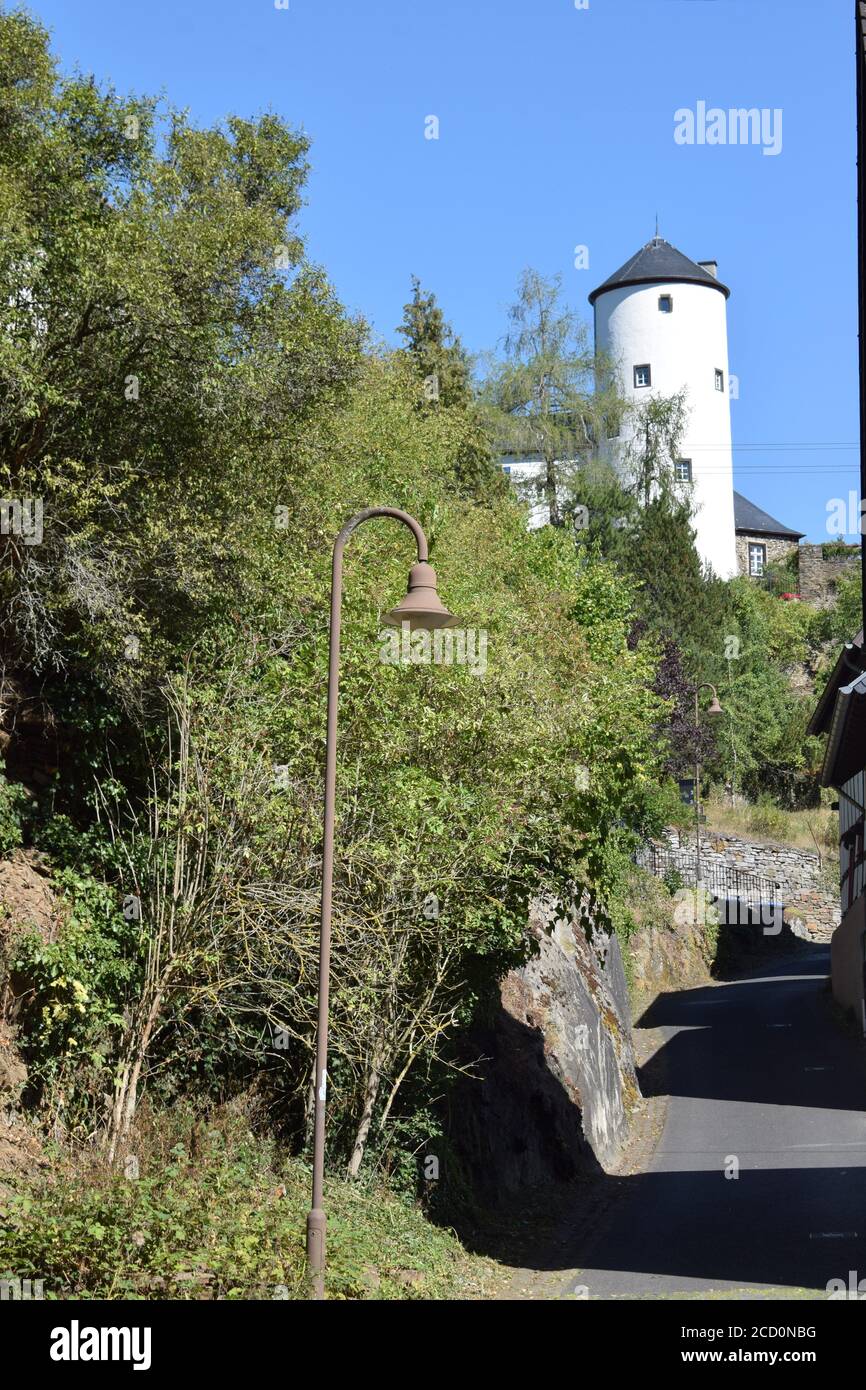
[629, 915, 715, 1009]
[449, 899, 638, 1204]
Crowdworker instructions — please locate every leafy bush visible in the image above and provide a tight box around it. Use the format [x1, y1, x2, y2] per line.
[821, 541, 858, 561]
[11, 867, 142, 1126]
[0, 775, 30, 857]
[759, 551, 799, 598]
[662, 865, 684, 895]
[0, 1103, 491, 1300]
[746, 798, 790, 842]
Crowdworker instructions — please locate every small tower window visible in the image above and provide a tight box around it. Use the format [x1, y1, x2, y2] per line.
[674, 458, 692, 482]
[715, 368, 725, 392]
[748, 543, 766, 577]
[634, 364, 651, 388]
[658, 294, 673, 313]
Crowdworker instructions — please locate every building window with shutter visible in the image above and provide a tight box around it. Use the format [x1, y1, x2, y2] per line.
[748, 543, 766, 577]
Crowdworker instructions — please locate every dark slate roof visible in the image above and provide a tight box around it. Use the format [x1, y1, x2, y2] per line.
[808, 631, 865, 739]
[733, 491, 805, 540]
[588, 237, 730, 306]
[821, 667, 866, 789]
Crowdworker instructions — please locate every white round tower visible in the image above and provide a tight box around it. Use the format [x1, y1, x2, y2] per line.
[589, 237, 738, 580]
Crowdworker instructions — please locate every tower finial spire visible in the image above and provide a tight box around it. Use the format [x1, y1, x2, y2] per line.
[655, 212, 659, 240]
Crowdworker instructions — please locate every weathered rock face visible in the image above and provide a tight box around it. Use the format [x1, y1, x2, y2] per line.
[629, 917, 714, 1011]
[0, 855, 58, 942]
[449, 900, 638, 1204]
[0, 852, 60, 1029]
[0, 854, 56, 1181]
[0, 1021, 27, 1104]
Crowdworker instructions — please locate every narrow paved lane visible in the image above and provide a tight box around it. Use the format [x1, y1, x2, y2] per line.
[564, 946, 866, 1298]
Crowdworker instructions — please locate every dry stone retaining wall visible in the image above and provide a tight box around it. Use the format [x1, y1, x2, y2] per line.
[661, 828, 839, 941]
[798, 543, 859, 607]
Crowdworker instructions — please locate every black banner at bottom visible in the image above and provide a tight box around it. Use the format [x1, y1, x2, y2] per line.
[6, 1293, 864, 1376]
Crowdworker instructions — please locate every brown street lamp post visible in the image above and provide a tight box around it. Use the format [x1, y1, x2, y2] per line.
[694, 683, 723, 889]
[306, 507, 458, 1300]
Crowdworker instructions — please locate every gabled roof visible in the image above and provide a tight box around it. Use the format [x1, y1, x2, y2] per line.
[808, 630, 865, 739]
[733, 492, 805, 540]
[588, 237, 730, 306]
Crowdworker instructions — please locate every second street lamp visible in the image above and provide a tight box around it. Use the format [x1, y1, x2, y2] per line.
[306, 507, 458, 1300]
[694, 683, 723, 890]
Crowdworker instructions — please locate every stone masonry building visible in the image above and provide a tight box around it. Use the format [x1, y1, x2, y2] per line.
[733, 491, 803, 580]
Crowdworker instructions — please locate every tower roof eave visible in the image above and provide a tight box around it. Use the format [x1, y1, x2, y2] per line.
[589, 237, 731, 305]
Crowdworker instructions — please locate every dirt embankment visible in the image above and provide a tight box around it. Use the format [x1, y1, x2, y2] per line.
[0, 852, 60, 1181]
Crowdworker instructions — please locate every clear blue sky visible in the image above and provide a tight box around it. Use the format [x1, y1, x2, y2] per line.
[29, 0, 858, 541]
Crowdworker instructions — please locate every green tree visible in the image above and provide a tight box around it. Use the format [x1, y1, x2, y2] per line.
[0, 14, 681, 1183]
[481, 268, 623, 527]
[710, 579, 820, 804]
[396, 276, 503, 501]
[620, 495, 734, 681]
[0, 7, 360, 707]
[622, 391, 690, 508]
[396, 275, 473, 408]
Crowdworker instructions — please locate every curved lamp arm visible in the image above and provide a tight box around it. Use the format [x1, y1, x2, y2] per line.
[695, 682, 722, 722]
[333, 506, 428, 562]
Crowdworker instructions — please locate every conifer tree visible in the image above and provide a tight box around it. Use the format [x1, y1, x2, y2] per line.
[396, 275, 473, 408]
[396, 277, 504, 500]
[621, 495, 735, 685]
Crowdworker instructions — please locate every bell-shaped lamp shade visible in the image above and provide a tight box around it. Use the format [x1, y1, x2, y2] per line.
[382, 561, 459, 632]
[706, 694, 723, 716]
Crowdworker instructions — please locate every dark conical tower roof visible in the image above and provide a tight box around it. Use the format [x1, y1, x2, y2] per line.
[588, 237, 730, 305]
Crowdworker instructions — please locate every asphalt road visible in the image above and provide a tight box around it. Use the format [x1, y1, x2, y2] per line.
[563, 945, 866, 1299]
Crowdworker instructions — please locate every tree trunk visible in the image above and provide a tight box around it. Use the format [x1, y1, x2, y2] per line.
[346, 1039, 386, 1178]
[544, 451, 561, 528]
[106, 986, 164, 1162]
[303, 1050, 316, 1149]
